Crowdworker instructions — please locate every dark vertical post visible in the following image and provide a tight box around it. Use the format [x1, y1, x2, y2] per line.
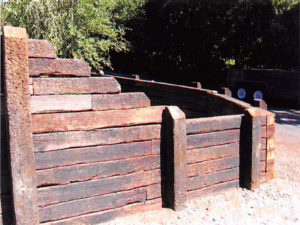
[161, 106, 187, 210]
[3, 26, 39, 225]
[240, 108, 262, 190]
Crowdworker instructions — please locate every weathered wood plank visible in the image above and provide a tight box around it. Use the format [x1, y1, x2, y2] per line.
[92, 92, 150, 111]
[146, 183, 161, 200]
[39, 188, 147, 223]
[187, 142, 239, 164]
[187, 129, 240, 150]
[2, 26, 39, 225]
[29, 58, 91, 77]
[35, 141, 153, 170]
[27, 39, 56, 58]
[260, 125, 267, 138]
[187, 179, 239, 200]
[38, 169, 160, 207]
[260, 161, 266, 172]
[152, 140, 161, 155]
[36, 155, 160, 186]
[260, 149, 267, 162]
[187, 167, 239, 191]
[186, 115, 242, 135]
[33, 124, 161, 152]
[31, 95, 91, 114]
[43, 198, 162, 225]
[266, 125, 275, 138]
[32, 77, 120, 95]
[187, 156, 239, 178]
[32, 106, 164, 133]
[114, 76, 251, 114]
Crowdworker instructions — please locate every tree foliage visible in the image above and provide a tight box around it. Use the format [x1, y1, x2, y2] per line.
[1, 0, 145, 70]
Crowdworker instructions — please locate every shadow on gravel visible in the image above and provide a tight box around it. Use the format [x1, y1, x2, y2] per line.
[270, 109, 300, 126]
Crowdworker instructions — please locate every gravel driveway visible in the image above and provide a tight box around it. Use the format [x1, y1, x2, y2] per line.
[104, 107, 300, 225]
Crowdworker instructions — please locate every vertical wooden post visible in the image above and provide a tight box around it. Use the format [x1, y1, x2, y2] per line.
[161, 106, 187, 210]
[3, 26, 39, 225]
[253, 99, 268, 110]
[240, 108, 262, 190]
[220, 87, 232, 97]
[191, 82, 202, 89]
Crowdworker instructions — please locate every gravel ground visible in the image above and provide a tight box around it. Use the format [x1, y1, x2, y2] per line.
[103, 108, 300, 225]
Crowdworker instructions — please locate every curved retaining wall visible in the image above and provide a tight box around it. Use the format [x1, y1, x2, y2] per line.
[0, 26, 275, 225]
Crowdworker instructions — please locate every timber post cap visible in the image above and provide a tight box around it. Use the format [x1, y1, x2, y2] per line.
[166, 106, 186, 120]
[3, 26, 28, 38]
[245, 107, 267, 117]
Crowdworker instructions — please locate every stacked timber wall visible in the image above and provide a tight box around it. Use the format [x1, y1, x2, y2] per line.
[107, 75, 276, 187]
[31, 81, 165, 224]
[109, 75, 252, 118]
[185, 115, 241, 199]
[1, 26, 275, 225]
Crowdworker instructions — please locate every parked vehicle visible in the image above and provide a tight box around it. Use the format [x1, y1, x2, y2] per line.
[227, 68, 300, 104]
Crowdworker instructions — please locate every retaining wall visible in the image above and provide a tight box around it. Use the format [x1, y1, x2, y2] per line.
[110, 75, 251, 118]
[0, 26, 275, 225]
[108, 75, 275, 186]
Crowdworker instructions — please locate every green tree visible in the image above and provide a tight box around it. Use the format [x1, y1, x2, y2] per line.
[1, 0, 144, 70]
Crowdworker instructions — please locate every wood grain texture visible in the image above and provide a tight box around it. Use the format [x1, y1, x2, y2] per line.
[33, 124, 161, 152]
[42, 198, 162, 225]
[32, 77, 120, 95]
[37, 169, 160, 207]
[92, 92, 150, 111]
[146, 183, 162, 200]
[32, 106, 165, 133]
[35, 141, 153, 170]
[39, 188, 147, 223]
[187, 142, 239, 164]
[27, 39, 56, 58]
[187, 179, 239, 200]
[31, 95, 91, 114]
[187, 167, 239, 191]
[152, 140, 161, 155]
[186, 115, 242, 134]
[260, 149, 267, 162]
[187, 156, 239, 178]
[187, 129, 240, 150]
[36, 155, 160, 186]
[29, 58, 91, 77]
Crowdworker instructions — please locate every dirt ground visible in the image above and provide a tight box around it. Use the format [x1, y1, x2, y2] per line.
[103, 107, 300, 225]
